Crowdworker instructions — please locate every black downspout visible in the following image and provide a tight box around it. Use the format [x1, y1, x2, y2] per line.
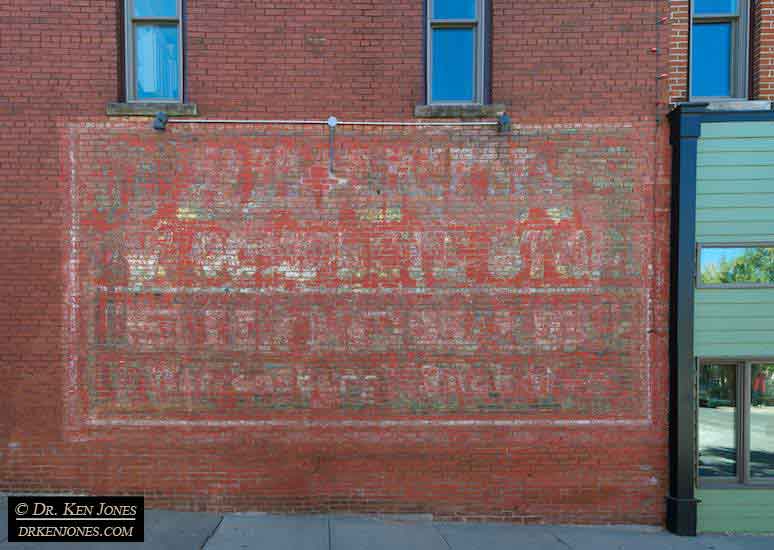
[666, 108, 700, 536]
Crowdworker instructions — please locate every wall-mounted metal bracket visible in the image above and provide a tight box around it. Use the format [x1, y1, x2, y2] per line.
[498, 113, 511, 134]
[153, 112, 169, 131]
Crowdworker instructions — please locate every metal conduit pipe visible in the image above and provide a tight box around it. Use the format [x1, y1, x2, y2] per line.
[168, 119, 500, 126]
[153, 112, 511, 131]
[152, 112, 512, 174]
[169, 119, 329, 125]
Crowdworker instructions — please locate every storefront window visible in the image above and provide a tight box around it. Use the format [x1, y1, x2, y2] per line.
[698, 363, 737, 478]
[699, 361, 774, 484]
[750, 364, 774, 478]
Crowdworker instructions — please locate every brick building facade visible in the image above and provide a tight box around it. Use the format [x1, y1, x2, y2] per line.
[0, 0, 770, 530]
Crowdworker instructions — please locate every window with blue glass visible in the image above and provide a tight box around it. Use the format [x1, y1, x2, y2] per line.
[690, 0, 749, 99]
[125, 0, 182, 102]
[426, 0, 486, 104]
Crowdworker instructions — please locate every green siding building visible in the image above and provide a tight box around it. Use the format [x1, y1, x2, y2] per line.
[670, 108, 774, 535]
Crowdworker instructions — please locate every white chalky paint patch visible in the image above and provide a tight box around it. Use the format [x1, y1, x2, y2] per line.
[263, 262, 318, 282]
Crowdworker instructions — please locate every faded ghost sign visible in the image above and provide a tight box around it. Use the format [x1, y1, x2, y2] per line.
[65, 122, 654, 426]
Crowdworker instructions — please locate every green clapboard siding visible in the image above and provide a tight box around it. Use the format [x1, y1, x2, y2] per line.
[700, 121, 774, 139]
[699, 151, 774, 166]
[697, 489, 774, 533]
[695, 289, 774, 356]
[696, 164, 774, 180]
[695, 121, 774, 357]
[696, 121, 774, 242]
[699, 137, 774, 152]
[694, 122, 774, 533]
[697, 194, 774, 209]
[697, 207, 774, 223]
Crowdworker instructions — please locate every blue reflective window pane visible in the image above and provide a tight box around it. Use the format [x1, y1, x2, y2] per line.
[694, 0, 737, 15]
[432, 0, 476, 19]
[432, 28, 475, 102]
[691, 22, 731, 97]
[133, 0, 177, 17]
[135, 24, 180, 100]
[750, 364, 774, 479]
[698, 364, 737, 478]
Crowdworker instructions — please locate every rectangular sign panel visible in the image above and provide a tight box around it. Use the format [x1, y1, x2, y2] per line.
[65, 123, 654, 428]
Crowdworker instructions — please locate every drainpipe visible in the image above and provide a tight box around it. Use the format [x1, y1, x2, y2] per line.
[666, 106, 700, 537]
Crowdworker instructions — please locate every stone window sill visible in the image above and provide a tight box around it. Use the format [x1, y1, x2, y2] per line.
[106, 102, 198, 116]
[677, 99, 772, 112]
[414, 103, 506, 119]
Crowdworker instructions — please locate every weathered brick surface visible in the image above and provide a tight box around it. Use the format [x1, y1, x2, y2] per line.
[753, 0, 774, 100]
[68, 123, 653, 421]
[669, 0, 689, 103]
[1, 1, 674, 524]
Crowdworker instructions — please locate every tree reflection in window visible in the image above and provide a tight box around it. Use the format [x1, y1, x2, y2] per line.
[700, 247, 774, 285]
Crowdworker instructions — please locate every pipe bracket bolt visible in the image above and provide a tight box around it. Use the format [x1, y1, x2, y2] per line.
[498, 113, 512, 134]
[153, 112, 169, 131]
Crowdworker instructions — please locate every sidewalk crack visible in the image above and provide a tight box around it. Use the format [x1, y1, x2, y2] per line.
[433, 523, 453, 550]
[552, 532, 573, 550]
[199, 515, 224, 550]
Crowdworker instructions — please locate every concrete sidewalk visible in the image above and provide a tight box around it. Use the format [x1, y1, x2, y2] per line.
[1, 497, 772, 550]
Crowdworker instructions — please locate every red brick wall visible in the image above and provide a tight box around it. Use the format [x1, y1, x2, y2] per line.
[1, 1, 672, 524]
[669, 0, 690, 103]
[184, 1, 666, 121]
[753, 0, 774, 99]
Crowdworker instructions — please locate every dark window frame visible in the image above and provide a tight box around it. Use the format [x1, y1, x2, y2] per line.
[697, 358, 774, 488]
[425, 0, 488, 105]
[688, 0, 750, 100]
[124, 0, 184, 103]
[696, 243, 774, 289]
